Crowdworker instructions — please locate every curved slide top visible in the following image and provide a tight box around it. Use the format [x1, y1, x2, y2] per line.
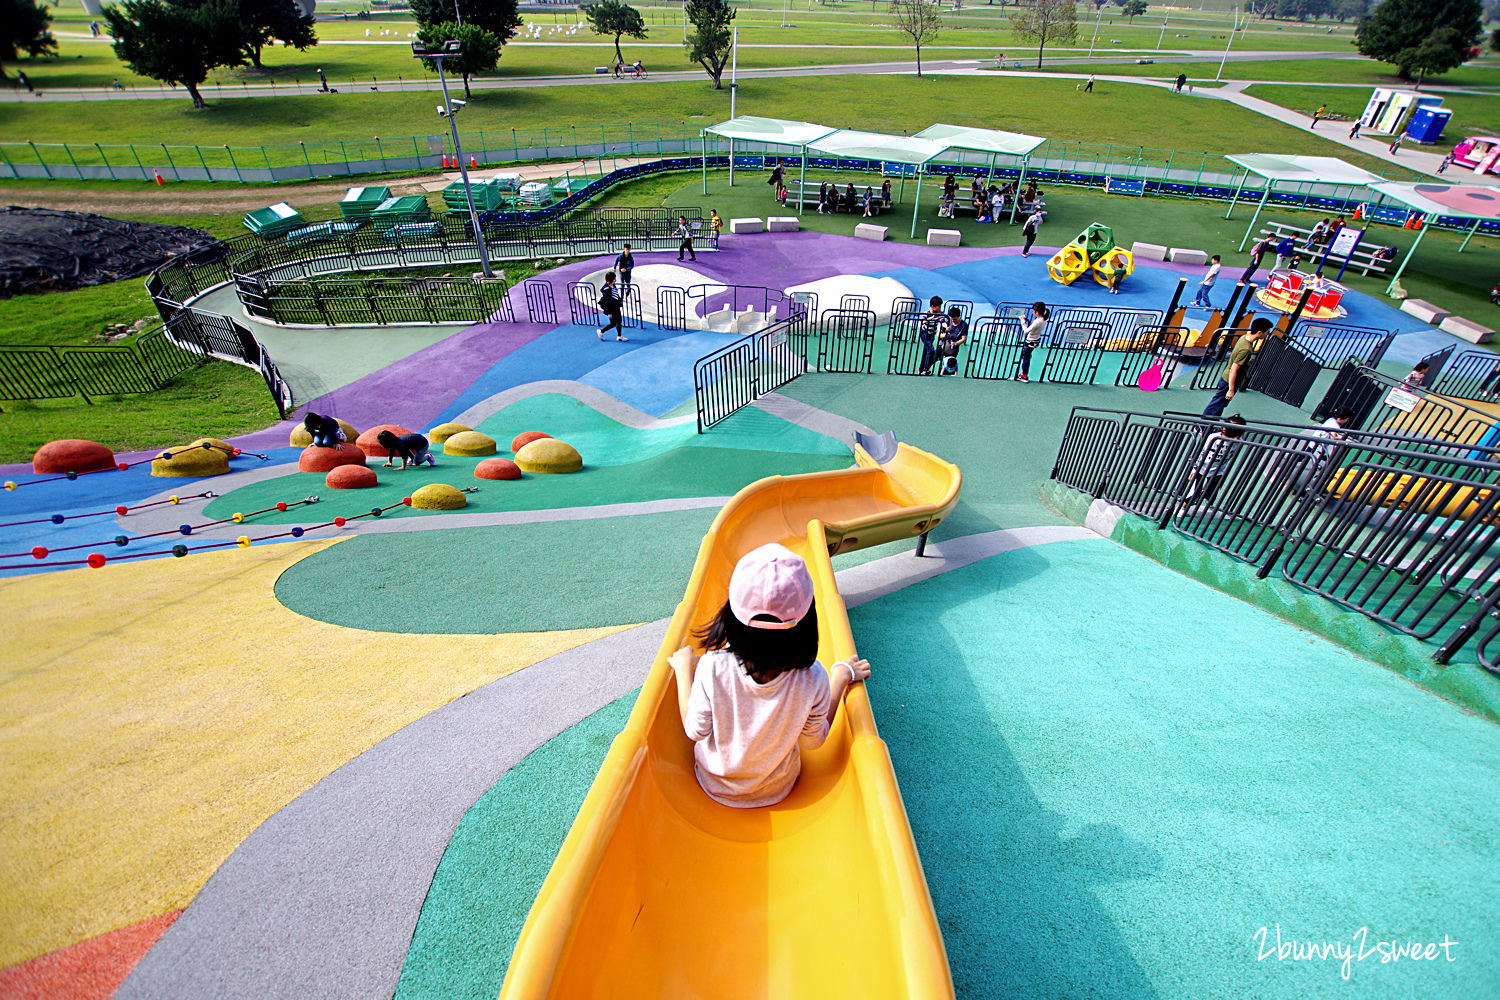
[500, 443, 963, 1000]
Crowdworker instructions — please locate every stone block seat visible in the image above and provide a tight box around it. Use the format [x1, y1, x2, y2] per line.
[1131, 242, 1168, 261]
[855, 223, 888, 241]
[926, 229, 961, 247]
[767, 217, 800, 232]
[1438, 315, 1494, 344]
[1399, 299, 1450, 325]
[729, 218, 764, 235]
[1169, 248, 1209, 266]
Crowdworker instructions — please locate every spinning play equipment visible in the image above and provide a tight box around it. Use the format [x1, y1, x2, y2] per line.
[500, 442, 962, 1000]
[1254, 270, 1348, 320]
[1047, 224, 1133, 288]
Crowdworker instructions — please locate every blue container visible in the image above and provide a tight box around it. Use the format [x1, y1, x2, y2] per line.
[1405, 107, 1452, 144]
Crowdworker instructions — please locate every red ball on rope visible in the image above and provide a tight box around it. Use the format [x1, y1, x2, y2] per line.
[86, 553, 106, 569]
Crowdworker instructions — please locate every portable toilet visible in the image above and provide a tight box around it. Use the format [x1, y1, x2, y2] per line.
[1359, 88, 1443, 135]
[1404, 106, 1452, 144]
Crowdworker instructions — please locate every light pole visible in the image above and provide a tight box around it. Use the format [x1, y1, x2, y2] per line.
[1088, 8, 1103, 59]
[1156, 16, 1167, 52]
[1215, 8, 1242, 82]
[413, 39, 494, 280]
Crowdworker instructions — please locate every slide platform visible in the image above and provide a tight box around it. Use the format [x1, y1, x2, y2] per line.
[500, 443, 963, 1000]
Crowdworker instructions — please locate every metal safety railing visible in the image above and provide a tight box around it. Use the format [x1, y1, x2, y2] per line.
[1051, 406, 1500, 667]
[692, 313, 810, 433]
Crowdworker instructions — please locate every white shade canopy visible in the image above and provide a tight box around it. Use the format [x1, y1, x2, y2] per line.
[1365, 181, 1500, 222]
[804, 130, 950, 166]
[914, 123, 1047, 159]
[1224, 154, 1385, 188]
[701, 116, 839, 148]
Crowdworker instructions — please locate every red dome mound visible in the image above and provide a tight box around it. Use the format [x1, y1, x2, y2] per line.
[474, 457, 522, 480]
[326, 465, 378, 489]
[356, 424, 415, 458]
[33, 439, 116, 474]
[510, 430, 551, 452]
[298, 445, 367, 473]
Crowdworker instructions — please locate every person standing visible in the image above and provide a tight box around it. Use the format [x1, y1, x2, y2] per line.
[1388, 133, 1405, 155]
[936, 307, 969, 375]
[1348, 119, 1362, 139]
[596, 270, 628, 342]
[1193, 255, 1222, 309]
[1016, 301, 1049, 382]
[17, 71, 33, 93]
[1175, 73, 1187, 94]
[767, 161, 784, 199]
[710, 209, 723, 240]
[1311, 104, 1327, 129]
[1438, 153, 1453, 175]
[1084, 74, 1095, 93]
[1020, 208, 1044, 257]
[1202, 318, 1269, 418]
[675, 216, 696, 262]
[316, 68, 329, 92]
[614, 243, 634, 287]
[917, 296, 944, 376]
[1242, 234, 1274, 282]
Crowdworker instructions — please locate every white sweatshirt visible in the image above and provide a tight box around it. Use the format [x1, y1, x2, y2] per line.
[684, 650, 833, 808]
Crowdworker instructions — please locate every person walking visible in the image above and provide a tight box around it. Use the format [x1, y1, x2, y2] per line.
[1202, 318, 1270, 418]
[1020, 208, 1044, 257]
[1241, 234, 1274, 282]
[1193, 255, 1222, 309]
[1084, 74, 1095, 93]
[675, 216, 696, 262]
[1438, 153, 1453, 175]
[596, 270, 628, 342]
[1175, 73, 1187, 94]
[615, 243, 634, 287]
[1388, 133, 1405, 155]
[316, 68, 328, 92]
[1311, 104, 1327, 129]
[1347, 119, 1361, 139]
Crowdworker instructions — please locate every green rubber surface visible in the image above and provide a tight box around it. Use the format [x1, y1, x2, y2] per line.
[275, 508, 715, 633]
[395, 538, 1500, 999]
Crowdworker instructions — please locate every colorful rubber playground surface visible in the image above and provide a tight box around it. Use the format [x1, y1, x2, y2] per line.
[3, 231, 1498, 1000]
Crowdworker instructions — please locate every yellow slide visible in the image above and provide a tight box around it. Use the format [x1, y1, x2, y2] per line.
[500, 443, 963, 1000]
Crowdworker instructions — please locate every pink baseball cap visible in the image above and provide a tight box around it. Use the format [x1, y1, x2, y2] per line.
[728, 543, 814, 630]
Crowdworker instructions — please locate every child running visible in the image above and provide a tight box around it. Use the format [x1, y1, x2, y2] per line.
[672, 543, 870, 808]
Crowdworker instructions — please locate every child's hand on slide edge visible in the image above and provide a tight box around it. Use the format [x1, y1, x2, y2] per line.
[837, 658, 871, 683]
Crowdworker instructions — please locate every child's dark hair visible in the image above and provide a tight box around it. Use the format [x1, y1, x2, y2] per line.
[1222, 413, 1247, 438]
[1032, 301, 1050, 319]
[376, 429, 400, 449]
[929, 295, 943, 308]
[695, 600, 819, 684]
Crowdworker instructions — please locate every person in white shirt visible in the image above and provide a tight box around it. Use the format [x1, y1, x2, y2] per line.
[1193, 255, 1222, 309]
[1016, 300, 1049, 382]
[670, 543, 869, 808]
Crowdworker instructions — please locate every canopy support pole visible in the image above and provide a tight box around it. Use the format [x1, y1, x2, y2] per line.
[1457, 216, 1481, 253]
[1384, 213, 1432, 297]
[701, 134, 708, 195]
[1010, 155, 1029, 224]
[796, 144, 808, 218]
[1223, 169, 1250, 219]
[910, 164, 922, 239]
[1237, 185, 1273, 252]
[728, 138, 734, 186]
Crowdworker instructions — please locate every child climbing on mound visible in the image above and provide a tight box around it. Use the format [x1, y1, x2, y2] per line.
[303, 412, 346, 449]
[375, 429, 436, 469]
[668, 543, 870, 808]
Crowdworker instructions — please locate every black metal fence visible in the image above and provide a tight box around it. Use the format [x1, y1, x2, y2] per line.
[693, 314, 811, 432]
[1051, 406, 1500, 667]
[1288, 319, 1396, 369]
[2, 322, 205, 404]
[1312, 363, 1499, 451]
[1432, 349, 1500, 402]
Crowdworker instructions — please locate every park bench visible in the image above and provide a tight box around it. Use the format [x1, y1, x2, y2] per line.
[1258, 221, 1391, 276]
[785, 180, 889, 215]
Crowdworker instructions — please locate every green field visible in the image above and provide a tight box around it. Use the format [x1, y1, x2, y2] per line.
[1244, 83, 1500, 154]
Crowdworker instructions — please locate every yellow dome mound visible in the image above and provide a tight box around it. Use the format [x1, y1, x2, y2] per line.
[151, 445, 230, 478]
[409, 483, 468, 510]
[289, 418, 359, 448]
[515, 438, 582, 474]
[188, 437, 236, 454]
[427, 422, 471, 443]
[443, 431, 498, 457]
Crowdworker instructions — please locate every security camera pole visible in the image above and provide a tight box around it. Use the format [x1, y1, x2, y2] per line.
[413, 39, 493, 279]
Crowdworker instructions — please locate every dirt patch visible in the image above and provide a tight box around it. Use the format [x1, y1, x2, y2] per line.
[0, 206, 224, 298]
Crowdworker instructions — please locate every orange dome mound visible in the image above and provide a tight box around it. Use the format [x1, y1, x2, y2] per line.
[33, 439, 116, 474]
[510, 430, 552, 452]
[474, 457, 522, 480]
[299, 445, 367, 473]
[326, 465, 378, 489]
[356, 424, 415, 458]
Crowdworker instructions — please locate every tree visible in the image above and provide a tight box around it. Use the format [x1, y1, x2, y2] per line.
[1121, 0, 1148, 21]
[684, 0, 735, 89]
[890, 1, 943, 77]
[415, 21, 503, 98]
[1012, 0, 1078, 69]
[584, 0, 647, 67]
[1355, 0, 1482, 80]
[1, 0, 58, 82]
[1405, 25, 1468, 84]
[105, 0, 245, 108]
[410, 0, 522, 42]
[237, 0, 318, 69]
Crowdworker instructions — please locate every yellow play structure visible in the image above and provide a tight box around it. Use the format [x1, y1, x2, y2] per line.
[1047, 223, 1135, 288]
[500, 442, 963, 1000]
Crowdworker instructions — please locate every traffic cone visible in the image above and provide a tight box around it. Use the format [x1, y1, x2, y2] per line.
[153, 170, 165, 186]
[443, 154, 451, 168]
[1411, 215, 1423, 231]
[1351, 203, 1363, 221]
[469, 155, 477, 169]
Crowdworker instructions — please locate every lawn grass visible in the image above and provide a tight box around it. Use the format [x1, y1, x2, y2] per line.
[1044, 56, 1500, 89]
[0, 279, 161, 348]
[0, 74, 1426, 180]
[2, 363, 281, 465]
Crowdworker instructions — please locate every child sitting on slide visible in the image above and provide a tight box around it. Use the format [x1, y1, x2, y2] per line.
[669, 543, 869, 808]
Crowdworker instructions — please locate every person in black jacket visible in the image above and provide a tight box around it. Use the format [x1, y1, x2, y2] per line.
[597, 270, 629, 342]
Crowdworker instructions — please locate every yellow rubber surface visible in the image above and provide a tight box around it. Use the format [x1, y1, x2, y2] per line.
[0, 540, 629, 967]
[500, 444, 962, 1000]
